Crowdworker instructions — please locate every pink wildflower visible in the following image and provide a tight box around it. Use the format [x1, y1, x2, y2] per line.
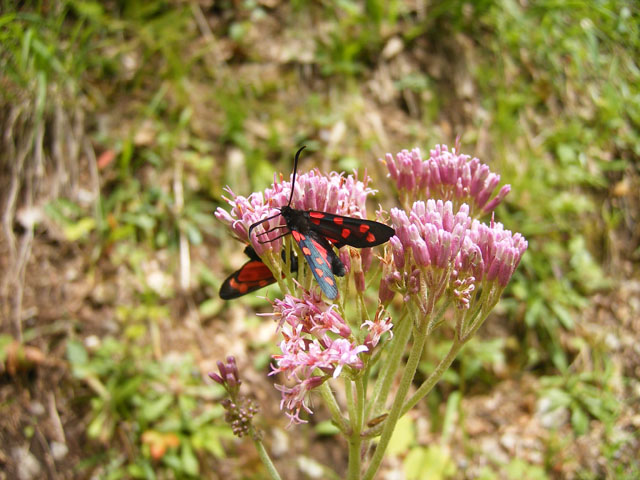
[267, 290, 370, 423]
[275, 376, 325, 425]
[215, 167, 376, 256]
[269, 291, 352, 338]
[467, 218, 528, 288]
[362, 306, 394, 350]
[384, 144, 511, 216]
[209, 356, 259, 437]
[449, 217, 527, 312]
[390, 200, 471, 276]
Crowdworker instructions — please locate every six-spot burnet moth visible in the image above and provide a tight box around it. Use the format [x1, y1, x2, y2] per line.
[219, 245, 298, 299]
[247, 146, 395, 300]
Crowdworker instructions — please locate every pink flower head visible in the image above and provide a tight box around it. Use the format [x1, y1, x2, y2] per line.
[390, 200, 471, 273]
[209, 356, 242, 395]
[268, 289, 370, 424]
[326, 338, 368, 377]
[449, 217, 527, 312]
[271, 335, 368, 423]
[270, 291, 352, 338]
[378, 273, 396, 305]
[214, 185, 288, 256]
[468, 218, 528, 287]
[362, 306, 394, 350]
[383, 145, 510, 216]
[275, 376, 325, 425]
[388, 200, 472, 313]
[215, 167, 376, 256]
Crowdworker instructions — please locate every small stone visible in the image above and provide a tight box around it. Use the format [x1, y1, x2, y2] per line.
[50, 441, 68, 461]
[13, 446, 41, 480]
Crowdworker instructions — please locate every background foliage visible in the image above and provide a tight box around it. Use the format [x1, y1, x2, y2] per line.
[1, 1, 638, 478]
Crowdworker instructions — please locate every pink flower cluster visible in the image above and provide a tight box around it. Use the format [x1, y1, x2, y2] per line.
[215, 169, 375, 256]
[362, 306, 394, 351]
[265, 291, 391, 424]
[384, 144, 511, 216]
[449, 218, 528, 310]
[209, 356, 259, 437]
[385, 198, 527, 312]
[390, 200, 471, 272]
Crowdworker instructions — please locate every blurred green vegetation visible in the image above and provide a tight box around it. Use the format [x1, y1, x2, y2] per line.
[1, 0, 638, 478]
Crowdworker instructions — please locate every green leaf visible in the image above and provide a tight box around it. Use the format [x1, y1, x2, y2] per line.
[181, 443, 199, 476]
[0, 335, 14, 362]
[549, 303, 573, 330]
[66, 339, 89, 367]
[571, 404, 589, 435]
[387, 414, 414, 455]
[541, 387, 572, 409]
[198, 298, 222, 317]
[404, 445, 456, 480]
[191, 426, 229, 458]
[505, 458, 548, 480]
[315, 420, 341, 436]
[141, 395, 174, 422]
[63, 217, 96, 241]
[441, 391, 461, 443]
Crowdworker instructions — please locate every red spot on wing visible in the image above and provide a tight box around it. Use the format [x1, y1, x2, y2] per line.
[315, 256, 324, 265]
[237, 261, 272, 281]
[366, 232, 375, 243]
[292, 230, 303, 242]
[333, 217, 344, 225]
[359, 224, 370, 233]
[341, 228, 351, 239]
[324, 276, 334, 286]
[302, 246, 312, 255]
[311, 239, 327, 256]
[315, 267, 324, 277]
[311, 218, 321, 225]
[309, 212, 325, 219]
[230, 278, 249, 293]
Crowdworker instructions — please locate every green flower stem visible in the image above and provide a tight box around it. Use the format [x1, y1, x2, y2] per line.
[263, 253, 290, 297]
[363, 317, 428, 480]
[346, 377, 365, 480]
[283, 237, 296, 294]
[355, 376, 365, 433]
[347, 438, 361, 480]
[463, 308, 492, 342]
[253, 436, 282, 480]
[345, 380, 357, 429]
[318, 381, 349, 433]
[367, 310, 410, 419]
[400, 337, 464, 417]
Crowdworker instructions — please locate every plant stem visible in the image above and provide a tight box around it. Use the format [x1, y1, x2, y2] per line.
[318, 381, 349, 433]
[347, 376, 366, 479]
[400, 338, 464, 417]
[368, 310, 410, 418]
[363, 317, 428, 480]
[253, 436, 283, 480]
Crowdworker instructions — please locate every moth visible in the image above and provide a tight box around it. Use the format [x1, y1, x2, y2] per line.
[248, 146, 395, 299]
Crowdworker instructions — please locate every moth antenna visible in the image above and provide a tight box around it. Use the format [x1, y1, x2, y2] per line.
[248, 212, 283, 237]
[287, 146, 306, 207]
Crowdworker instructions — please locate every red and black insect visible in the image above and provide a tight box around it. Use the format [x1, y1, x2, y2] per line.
[219, 245, 298, 299]
[248, 146, 395, 300]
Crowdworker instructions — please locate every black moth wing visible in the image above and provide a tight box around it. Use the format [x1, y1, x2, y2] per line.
[219, 256, 275, 300]
[290, 229, 343, 299]
[219, 246, 298, 300]
[304, 211, 395, 248]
